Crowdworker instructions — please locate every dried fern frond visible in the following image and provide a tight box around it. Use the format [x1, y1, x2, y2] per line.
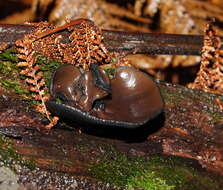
[16, 22, 59, 129]
[188, 23, 223, 94]
[61, 19, 111, 70]
[18, 20, 111, 70]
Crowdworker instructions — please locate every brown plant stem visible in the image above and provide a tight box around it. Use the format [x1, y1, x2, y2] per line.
[0, 23, 223, 56]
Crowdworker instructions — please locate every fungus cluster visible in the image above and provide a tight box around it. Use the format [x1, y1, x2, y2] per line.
[48, 64, 164, 128]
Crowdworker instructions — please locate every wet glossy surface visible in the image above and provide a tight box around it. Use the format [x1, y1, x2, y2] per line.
[50, 64, 109, 111]
[48, 64, 164, 128]
[92, 67, 164, 123]
[50, 64, 82, 102]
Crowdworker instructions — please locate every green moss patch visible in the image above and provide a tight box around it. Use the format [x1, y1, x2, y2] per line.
[159, 82, 223, 124]
[1, 79, 29, 95]
[0, 50, 28, 95]
[0, 50, 61, 100]
[89, 151, 222, 190]
[0, 135, 35, 171]
[127, 171, 174, 190]
[0, 49, 18, 63]
[36, 56, 61, 87]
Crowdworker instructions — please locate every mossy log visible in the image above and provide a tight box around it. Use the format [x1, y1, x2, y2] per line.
[0, 80, 223, 189]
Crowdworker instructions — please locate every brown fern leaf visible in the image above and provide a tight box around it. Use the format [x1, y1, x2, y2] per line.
[25, 19, 111, 70]
[57, 19, 111, 70]
[188, 23, 223, 94]
[15, 23, 59, 129]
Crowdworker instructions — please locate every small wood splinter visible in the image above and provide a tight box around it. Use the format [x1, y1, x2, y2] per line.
[32, 18, 91, 42]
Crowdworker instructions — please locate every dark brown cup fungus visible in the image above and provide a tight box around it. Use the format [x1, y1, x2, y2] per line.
[46, 64, 164, 128]
[50, 64, 110, 111]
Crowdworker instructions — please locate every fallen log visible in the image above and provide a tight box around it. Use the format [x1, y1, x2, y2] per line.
[0, 80, 223, 189]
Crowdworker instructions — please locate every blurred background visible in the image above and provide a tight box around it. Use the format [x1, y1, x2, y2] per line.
[1, 0, 223, 85]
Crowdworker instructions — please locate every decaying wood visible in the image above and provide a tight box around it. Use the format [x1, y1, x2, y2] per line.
[0, 23, 223, 56]
[0, 24, 34, 46]
[0, 80, 223, 188]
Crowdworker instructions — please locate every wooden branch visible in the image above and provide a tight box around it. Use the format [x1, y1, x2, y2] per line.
[0, 24, 33, 45]
[0, 23, 222, 56]
[102, 30, 204, 55]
